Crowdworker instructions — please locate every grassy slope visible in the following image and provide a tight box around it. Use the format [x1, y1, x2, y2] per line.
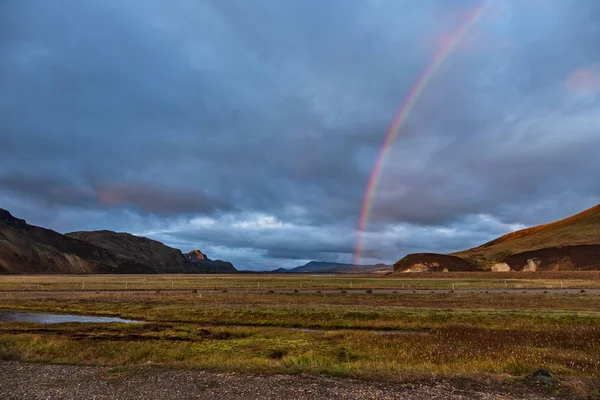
[452, 204, 600, 262]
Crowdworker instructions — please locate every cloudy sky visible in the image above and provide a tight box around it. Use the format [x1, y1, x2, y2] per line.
[1, 0, 600, 270]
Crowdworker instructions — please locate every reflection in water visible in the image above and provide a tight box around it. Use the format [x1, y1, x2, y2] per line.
[0, 310, 140, 324]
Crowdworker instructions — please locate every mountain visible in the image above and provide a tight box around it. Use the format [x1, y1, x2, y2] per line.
[0, 208, 236, 274]
[278, 261, 393, 274]
[395, 204, 600, 272]
[66, 231, 238, 274]
[65, 231, 189, 273]
[184, 249, 237, 273]
[0, 209, 149, 274]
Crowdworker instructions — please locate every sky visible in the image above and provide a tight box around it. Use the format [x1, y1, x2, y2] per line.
[1, 0, 600, 270]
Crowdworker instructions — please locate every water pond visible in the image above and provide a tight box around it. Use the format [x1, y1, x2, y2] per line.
[0, 310, 140, 324]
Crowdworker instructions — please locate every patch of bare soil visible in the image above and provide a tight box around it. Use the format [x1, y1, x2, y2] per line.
[0, 361, 583, 400]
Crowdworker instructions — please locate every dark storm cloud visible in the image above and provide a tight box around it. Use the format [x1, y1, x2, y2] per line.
[0, 174, 233, 215]
[0, 174, 95, 208]
[2, 0, 600, 269]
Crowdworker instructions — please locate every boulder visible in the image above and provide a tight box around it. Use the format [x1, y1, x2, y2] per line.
[525, 369, 557, 387]
[523, 258, 541, 272]
[491, 263, 512, 272]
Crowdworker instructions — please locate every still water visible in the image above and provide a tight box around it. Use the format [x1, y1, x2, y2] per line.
[0, 310, 139, 324]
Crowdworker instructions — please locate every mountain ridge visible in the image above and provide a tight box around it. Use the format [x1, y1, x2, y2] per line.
[277, 260, 393, 274]
[0, 208, 236, 274]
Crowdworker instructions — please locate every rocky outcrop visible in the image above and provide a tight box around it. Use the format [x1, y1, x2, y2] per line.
[525, 369, 557, 387]
[394, 253, 478, 273]
[394, 246, 600, 273]
[186, 249, 207, 261]
[491, 263, 512, 272]
[503, 246, 600, 271]
[184, 250, 237, 273]
[0, 209, 27, 228]
[522, 258, 540, 272]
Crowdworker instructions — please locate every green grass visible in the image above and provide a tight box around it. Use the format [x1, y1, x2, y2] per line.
[1, 276, 600, 388]
[2, 321, 599, 379]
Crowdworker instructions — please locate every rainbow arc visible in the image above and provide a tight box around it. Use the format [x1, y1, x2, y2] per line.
[354, 2, 489, 266]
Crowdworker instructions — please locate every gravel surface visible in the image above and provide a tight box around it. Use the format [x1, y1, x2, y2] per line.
[0, 361, 567, 399]
[2, 288, 599, 294]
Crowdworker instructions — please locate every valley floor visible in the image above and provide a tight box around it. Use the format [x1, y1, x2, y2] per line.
[1, 274, 600, 398]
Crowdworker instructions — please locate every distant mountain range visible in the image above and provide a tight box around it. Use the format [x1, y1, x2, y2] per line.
[0, 208, 236, 274]
[273, 261, 393, 274]
[395, 204, 600, 272]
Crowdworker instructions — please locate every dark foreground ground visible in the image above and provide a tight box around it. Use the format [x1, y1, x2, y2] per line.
[0, 361, 573, 400]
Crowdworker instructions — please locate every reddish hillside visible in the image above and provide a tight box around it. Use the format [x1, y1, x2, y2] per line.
[459, 204, 600, 258]
[394, 204, 600, 272]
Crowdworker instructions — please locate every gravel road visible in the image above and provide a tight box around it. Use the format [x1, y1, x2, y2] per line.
[0, 361, 566, 399]
[2, 288, 598, 295]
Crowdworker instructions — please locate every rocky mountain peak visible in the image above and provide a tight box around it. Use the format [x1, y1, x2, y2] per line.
[0, 208, 27, 228]
[186, 250, 209, 261]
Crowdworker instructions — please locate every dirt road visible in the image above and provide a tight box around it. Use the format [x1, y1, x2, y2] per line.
[1, 288, 598, 295]
[0, 361, 566, 399]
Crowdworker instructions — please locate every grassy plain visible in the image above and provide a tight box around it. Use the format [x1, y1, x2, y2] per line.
[2, 271, 600, 291]
[1, 274, 600, 395]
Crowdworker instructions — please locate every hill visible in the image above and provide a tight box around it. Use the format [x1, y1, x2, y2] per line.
[394, 204, 600, 272]
[0, 208, 236, 274]
[278, 261, 393, 274]
[66, 231, 236, 273]
[65, 230, 192, 273]
[0, 209, 149, 274]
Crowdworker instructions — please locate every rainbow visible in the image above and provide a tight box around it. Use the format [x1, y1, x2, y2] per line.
[354, 2, 489, 266]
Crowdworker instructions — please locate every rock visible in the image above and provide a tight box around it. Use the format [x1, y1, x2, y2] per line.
[186, 249, 208, 261]
[525, 369, 557, 387]
[523, 258, 541, 272]
[491, 263, 512, 272]
[394, 253, 478, 272]
[0, 208, 27, 228]
[402, 263, 431, 273]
